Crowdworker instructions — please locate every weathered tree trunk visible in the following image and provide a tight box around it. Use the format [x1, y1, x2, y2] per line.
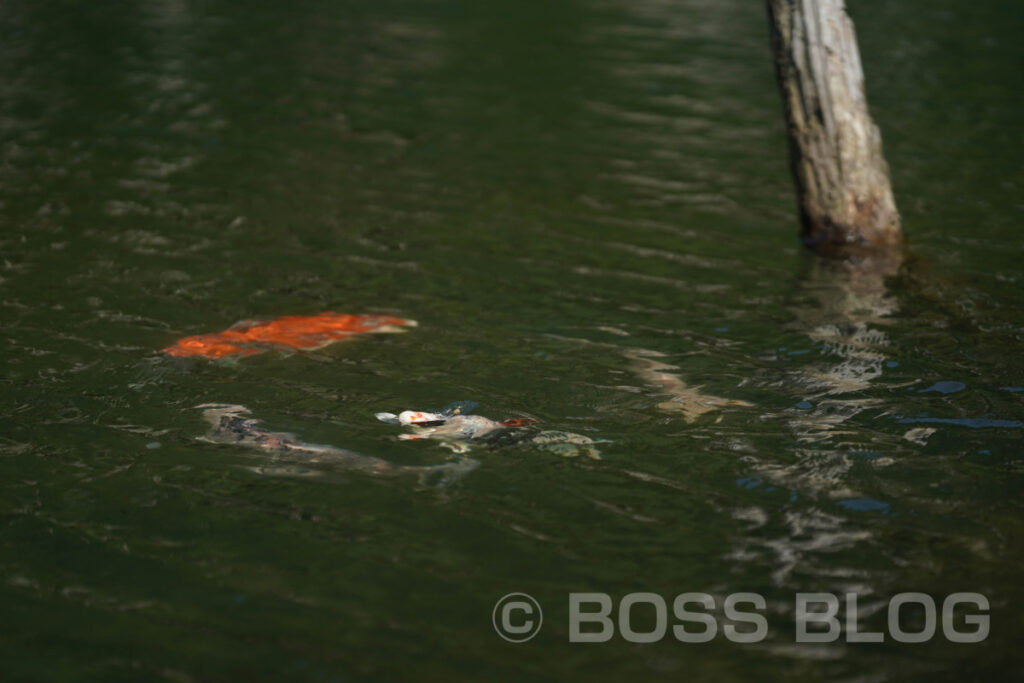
[766, 0, 901, 253]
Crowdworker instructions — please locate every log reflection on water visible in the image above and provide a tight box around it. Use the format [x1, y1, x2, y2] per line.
[732, 251, 907, 589]
[752, 251, 906, 499]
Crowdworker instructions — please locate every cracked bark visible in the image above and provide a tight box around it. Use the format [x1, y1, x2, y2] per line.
[766, 0, 901, 253]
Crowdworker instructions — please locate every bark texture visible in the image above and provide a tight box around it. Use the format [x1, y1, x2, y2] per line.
[766, 0, 900, 252]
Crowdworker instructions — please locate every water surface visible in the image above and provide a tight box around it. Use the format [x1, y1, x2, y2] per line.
[1, 0, 1022, 680]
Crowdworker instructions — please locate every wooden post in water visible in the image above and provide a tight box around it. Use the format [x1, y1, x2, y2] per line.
[766, 0, 901, 253]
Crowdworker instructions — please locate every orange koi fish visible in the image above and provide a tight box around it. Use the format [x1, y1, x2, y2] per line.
[163, 312, 417, 358]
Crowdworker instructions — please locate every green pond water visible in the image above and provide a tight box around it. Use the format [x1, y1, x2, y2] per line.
[2, 0, 1022, 680]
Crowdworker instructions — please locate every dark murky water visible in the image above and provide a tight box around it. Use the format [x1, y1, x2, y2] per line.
[2, 0, 1022, 680]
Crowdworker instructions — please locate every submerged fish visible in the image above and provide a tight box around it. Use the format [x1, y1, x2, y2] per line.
[197, 403, 478, 485]
[164, 312, 417, 359]
[626, 348, 752, 423]
[376, 402, 604, 458]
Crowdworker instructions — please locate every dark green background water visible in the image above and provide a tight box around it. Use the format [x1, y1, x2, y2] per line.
[2, 0, 1022, 680]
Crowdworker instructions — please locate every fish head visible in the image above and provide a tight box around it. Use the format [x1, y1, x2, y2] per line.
[397, 410, 449, 427]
